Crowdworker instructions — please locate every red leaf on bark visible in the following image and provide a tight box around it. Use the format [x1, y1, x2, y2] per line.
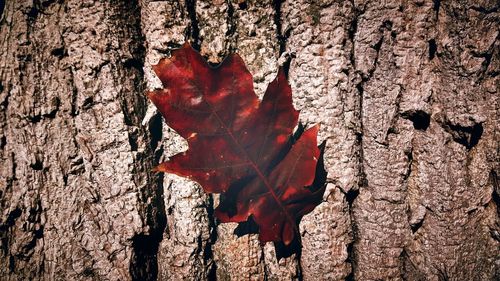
[148, 43, 325, 245]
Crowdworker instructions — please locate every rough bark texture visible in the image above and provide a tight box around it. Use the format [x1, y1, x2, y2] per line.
[0, 0, 498, 281]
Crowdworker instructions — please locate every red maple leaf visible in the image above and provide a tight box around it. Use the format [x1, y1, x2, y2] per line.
[148, 43, 325, 245]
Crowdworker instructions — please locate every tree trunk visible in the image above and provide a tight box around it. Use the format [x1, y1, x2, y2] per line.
[0, 1, 498, 280]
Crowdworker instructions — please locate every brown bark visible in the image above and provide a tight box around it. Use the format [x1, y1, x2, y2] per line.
[1, 0, 498, 280]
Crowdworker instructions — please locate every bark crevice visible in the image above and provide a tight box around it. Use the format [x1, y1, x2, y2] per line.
[185, 0, 201, 50]
[272, 0, 285, 55]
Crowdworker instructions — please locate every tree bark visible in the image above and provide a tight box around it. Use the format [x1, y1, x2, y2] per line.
[0, 0, 498, 281]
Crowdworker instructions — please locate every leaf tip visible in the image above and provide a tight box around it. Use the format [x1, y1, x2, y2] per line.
[152, 163, 167, 173]
[182, 41, 192, 49]
[282, 223, 295, 246]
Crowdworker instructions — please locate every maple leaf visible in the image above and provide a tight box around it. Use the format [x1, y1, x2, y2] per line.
[148, 43, 326, 245]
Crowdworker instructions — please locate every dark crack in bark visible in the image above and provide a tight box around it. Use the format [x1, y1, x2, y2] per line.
[186, 0, 201, 50]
